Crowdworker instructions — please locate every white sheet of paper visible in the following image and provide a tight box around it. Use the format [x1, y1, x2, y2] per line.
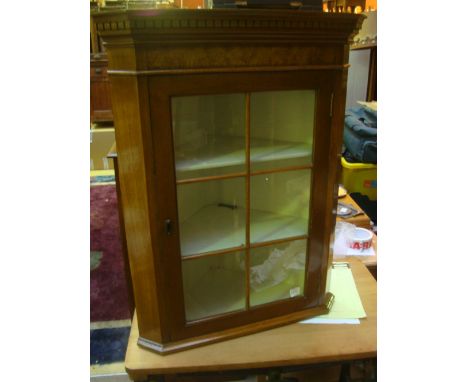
[300, 262, 366, 324]
[301, 317, 360, 325]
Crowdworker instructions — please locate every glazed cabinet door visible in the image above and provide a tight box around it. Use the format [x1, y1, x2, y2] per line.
[148, 71, 335, 340]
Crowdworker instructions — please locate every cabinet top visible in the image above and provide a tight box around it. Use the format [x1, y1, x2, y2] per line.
[92, 9, 365, 46]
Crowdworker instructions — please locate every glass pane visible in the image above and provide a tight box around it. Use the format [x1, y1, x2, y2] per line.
[250, 170, 311, 244]
[250, 90, 315, 172]
[182, 251, 246, 321]
[250, 239, 307, 307]
[172, 94, 246, 180]
[177, 177, 246, 257]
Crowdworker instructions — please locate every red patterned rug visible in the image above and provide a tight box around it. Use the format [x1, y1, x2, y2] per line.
[90, 184, 131, 322]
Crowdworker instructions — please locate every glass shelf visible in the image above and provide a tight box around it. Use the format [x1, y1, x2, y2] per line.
[180, 204, 307, 257]
[179, 204, 245, 257]
[250, 90, 315, 172]
[175, 136, 311, 177]
[177, 177, 246, 257]
[251, 169, 311, 244]
[172, 93, 246, 181]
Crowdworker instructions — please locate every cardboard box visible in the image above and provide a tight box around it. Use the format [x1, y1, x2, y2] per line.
[90, 128, 115, 171]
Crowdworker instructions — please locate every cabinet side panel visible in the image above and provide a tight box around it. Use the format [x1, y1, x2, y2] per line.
[322, 67, 350, 297]
[109, 75, 162, 343]
[306, 75, 334, 305]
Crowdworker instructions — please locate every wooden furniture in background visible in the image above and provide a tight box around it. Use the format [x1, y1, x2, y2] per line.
[354, 44, 376, 102]
[346, 10, 376, 107]
[91, 9, 111, 54]
[95, 9, 364, 354]
[91, 3, 178, 55]
[124, 259, 376, 381]
[325, 0, 366, 13]
[90, 9, 101, 54]
[90, 54, 114, 123]
[173, 0, 204, 8]
[91, 2, 128, 55]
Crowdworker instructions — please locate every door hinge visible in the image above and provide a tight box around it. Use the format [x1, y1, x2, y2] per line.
[330, 93, 334, 117]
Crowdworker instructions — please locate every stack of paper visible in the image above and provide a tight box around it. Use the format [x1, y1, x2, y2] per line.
[300, 263, 366, 325]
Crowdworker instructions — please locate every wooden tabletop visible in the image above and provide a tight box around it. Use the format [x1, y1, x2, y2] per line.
[337, 194, 372, 229]
[125, 259, 376, 381]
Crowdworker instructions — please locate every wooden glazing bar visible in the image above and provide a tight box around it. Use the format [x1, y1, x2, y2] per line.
[250, 164, 313, 177]
[176, 164, 314, 185]
[248, 294, 306, 311]
[250, 235, 309, 249]
[185, 291, 306, 326]
[179, 234, 309, 262]
[181, 245, 246, 261]
[185, 308, 247, 327]
[245, 93, 251, 310]
[176, 172, 246, 185]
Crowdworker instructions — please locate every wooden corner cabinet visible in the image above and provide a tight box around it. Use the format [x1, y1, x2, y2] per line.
[94, 9, 364, 354]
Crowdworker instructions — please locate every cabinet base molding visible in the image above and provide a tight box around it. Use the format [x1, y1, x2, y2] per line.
[138, 293, 334, 355]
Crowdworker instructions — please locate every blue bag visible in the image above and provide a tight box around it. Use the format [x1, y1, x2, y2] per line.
[343, 106, 377, 164]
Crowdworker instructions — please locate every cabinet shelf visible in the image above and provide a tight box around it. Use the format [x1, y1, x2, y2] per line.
[175, 136, 311, 175]
[180, 204, 308, 257]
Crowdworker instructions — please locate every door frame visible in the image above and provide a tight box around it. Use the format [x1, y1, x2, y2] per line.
[147, 70, 336, 342]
